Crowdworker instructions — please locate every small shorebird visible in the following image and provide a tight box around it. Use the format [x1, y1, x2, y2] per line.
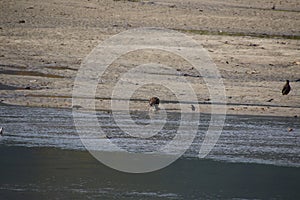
[0, 127, 3, 136]
[191, 105, 195, 111]
[149, 97, 160, 111]
[282, 80, 291, 95]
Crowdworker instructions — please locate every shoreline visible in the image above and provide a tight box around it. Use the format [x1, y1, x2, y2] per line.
[0, 101, 299, 119]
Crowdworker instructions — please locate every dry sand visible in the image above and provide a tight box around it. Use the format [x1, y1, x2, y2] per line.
[0, 0, 299, 117]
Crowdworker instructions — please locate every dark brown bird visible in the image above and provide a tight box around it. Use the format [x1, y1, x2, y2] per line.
[149, 97, 160, 111]
[282, 80, 291, 95]
[191, 105, 195, 111]
[149, 97, 159, 106]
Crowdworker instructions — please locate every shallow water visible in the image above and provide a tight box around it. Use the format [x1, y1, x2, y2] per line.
[0, 104, 299, 167]
[0, 104, 299, 199]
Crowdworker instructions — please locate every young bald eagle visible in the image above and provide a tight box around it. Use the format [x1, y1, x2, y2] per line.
[149, 97, 160, 111]
[282, 80, 291, 95]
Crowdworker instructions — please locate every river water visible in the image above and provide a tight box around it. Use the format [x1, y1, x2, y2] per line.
[0, 104, 299, 199]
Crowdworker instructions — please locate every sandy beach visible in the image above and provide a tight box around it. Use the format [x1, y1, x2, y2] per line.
[0, 0, 300, 117]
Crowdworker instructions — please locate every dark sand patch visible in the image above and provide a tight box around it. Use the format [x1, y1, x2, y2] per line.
[45, 66, 78, 71]
[1, 70, 64, 79]
[0, 83, 21, 90]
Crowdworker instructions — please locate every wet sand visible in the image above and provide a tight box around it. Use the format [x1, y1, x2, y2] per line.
[0, 0, 300, 116]
[0, 146, 299, 199]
